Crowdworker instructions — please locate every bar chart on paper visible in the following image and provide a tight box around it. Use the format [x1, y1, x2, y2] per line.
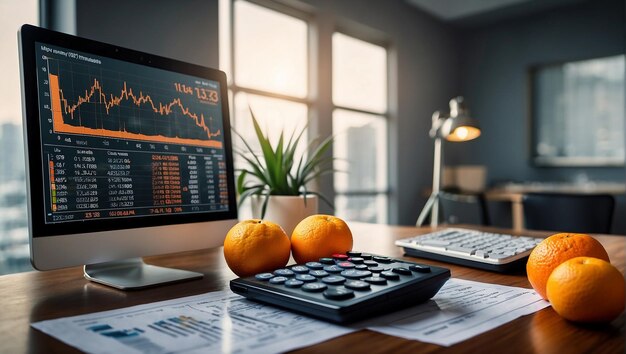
[32, 291, 356, 354]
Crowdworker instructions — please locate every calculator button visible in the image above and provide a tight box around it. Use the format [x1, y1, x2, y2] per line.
[269, 276, 288, 284]
[360, 254, 373, 260]
[274, 269, 295, 277]
[323, 265, 343, 273]
[255, 273, 274, 281]
[368, 266, 384, 273]
[410, 264, 431, 273]
[354, 264, 368, 270]
[332, 254, 349, 261]
[295, 274, 317, 282]
[363, 276, 387, 285]
[340, 270, 372, 279]
[363, 260, 378, 266]
[284, 279, 304, 288]
[380, 271, 400, 280]
[348, 257, 364, 264]
[392, 267, 412, 275]
[373, 256, 392, 263]
[291, 265, 310, 274]
[321, 275, 346, 285]
[344, 280, 371, 291]
[305, 262, 324, 270]
[309, 270, 329, 278]
[319, 257, 335, 265]
[302, 282, 328, 292]
[346, 251, 362, 257]
[337, 262, 355, 269]
[323, 287, 354, 300]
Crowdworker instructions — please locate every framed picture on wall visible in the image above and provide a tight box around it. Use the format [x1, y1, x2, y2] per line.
[529, 54, 625, 166]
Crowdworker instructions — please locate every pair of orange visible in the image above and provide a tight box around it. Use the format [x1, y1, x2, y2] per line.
[223, 215, 353, 277]
[527, 233, 625, 323]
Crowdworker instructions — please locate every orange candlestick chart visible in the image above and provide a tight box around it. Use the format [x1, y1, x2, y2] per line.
[48, 70, 223, 149]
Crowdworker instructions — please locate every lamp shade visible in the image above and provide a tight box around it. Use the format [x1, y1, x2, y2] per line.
[439, 97, 480, 142]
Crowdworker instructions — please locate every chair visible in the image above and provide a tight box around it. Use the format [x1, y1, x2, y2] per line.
[437, 191, 490, 226]
[485, 199, 513, 229]
[522, 193, 614, 234]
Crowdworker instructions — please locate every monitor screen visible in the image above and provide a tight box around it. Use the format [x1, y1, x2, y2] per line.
[38, 42, 230, 225]
[19, 25, 237, 286]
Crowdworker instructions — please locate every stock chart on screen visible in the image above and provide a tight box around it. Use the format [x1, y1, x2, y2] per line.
[35, 43, 229, 224]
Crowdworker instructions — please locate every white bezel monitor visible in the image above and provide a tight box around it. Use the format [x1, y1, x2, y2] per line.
[19, 25, 238, 289]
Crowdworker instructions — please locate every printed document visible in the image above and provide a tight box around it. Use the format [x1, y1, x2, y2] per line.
[32, 278, 549, 352]
[364, 278, 550, 346]
[32, 291, 356, 354]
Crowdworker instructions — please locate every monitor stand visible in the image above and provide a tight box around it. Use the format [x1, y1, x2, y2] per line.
[84, 258, 203, 290]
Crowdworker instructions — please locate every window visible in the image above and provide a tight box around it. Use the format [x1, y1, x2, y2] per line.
[531, 55, 625, 166]
[221, 0, 310, 218]
[0, 1, 38, 275]
[221, 0, 309, 154]
[332, 33, 388, 223]
[221, 1, 390, 223]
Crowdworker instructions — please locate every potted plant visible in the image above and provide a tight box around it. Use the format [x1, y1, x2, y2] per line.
[234, 110, 334, 234]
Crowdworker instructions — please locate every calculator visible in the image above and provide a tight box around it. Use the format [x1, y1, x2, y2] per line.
[229, 252, 450, 323]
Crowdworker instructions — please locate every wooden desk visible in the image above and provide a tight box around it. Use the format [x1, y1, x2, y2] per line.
[2, 223, 625, 353]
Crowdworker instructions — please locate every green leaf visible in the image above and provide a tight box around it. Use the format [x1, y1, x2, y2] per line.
[300, 135, 333, 179]
[231, 128, 265, 172]
[273, 132, 290, 193]
[236, 170, 247, 195]
[306, 190, 335, 210]
[236, 155, 271, 186]
[237, 185, 265, 208]
[283, 122, 308, 172]
[250, 109, 280, 188]
[260, 189, 272, 219]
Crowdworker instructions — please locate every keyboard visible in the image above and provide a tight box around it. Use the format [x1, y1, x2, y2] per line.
[230, 252, 450, 323]
[395, 228, 544, 273]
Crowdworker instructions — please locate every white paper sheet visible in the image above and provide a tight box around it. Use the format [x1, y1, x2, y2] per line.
[363, 278, 550, 346]
[32, 278, 550, 352]
[32, 291, 356, 354]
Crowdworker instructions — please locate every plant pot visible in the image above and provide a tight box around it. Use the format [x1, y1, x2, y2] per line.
[251, 195, 318, 236]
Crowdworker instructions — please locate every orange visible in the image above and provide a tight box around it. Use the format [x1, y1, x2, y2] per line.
[526, 233, 609, 300]
[291, 214, 353, 264]
[223, 219, 290, 277]
[547, 257, 625, 323]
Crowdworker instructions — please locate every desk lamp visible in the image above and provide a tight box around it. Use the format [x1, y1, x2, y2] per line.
[417, 96, 481, 227]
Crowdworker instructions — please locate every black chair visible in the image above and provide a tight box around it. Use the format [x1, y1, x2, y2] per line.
[522, 193, 614, 234]
[485, 199, 513, 228]
[438, 191, 490, 226]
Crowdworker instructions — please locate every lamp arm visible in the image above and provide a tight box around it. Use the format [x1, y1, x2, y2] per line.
[416, 136, 443, 227]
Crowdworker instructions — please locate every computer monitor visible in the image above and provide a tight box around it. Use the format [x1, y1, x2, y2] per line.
[18, 24, 238, 289]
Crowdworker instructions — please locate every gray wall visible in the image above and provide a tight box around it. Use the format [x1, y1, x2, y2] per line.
[75, 0, 219, 69]
[454, 0, 626, 232]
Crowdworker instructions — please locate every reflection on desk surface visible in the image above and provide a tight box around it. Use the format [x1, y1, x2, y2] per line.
[492, 181, 626, 194]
